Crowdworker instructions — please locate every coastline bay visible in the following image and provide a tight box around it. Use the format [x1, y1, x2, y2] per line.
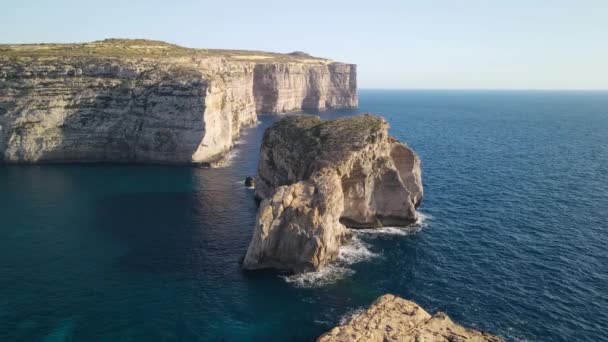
[1, 90, 607, 341]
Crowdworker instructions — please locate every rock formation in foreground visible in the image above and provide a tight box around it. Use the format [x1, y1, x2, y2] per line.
[243, 114, 422, 273]
[318, 294, 503, 342]
[0, 39, 356, 163]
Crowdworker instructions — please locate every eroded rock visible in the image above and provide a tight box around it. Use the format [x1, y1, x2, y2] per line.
[243, 114, 423, 272]
[243, 170, 351, 272]
[318, 294, 503, 342]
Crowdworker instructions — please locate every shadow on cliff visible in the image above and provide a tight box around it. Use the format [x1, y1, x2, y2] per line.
[17, 67, 207, 163]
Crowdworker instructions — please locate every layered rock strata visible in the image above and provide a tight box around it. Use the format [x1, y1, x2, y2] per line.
[243, 114, 422, 272]
[0, 39, 357, 163]
[254, 63, 357, 113]
[318, 294, 503, 342]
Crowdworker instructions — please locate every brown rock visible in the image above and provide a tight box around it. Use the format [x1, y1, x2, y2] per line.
[243, 114, 423, 272]
[318, 294, 503, 342]
[243, 170, 351, 272]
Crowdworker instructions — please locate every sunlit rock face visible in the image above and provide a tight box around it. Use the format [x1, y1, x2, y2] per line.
[253, 63, 357, 114]
[243, 114, 423, 273]
[318, 294, 504, 342]
[243, 169, 352, 273]
[0, 39, 357, 164]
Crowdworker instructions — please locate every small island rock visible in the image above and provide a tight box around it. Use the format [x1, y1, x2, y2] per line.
[318, 294, 503, 342]
[243, 114, 423, 273]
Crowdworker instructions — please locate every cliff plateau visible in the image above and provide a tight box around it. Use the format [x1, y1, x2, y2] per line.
[0, 39, 357, 163]
[243, 114, 423, 273]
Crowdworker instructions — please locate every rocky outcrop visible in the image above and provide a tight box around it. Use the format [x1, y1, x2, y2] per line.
[0, 39, 357, 163]
[318, 294, 503, 342]
[244, 169, 352, 272]
[243, 114, 422, 272]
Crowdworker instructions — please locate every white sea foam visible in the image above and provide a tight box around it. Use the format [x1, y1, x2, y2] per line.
[416, 212, 432, 227]
[236, 181, 255, 190]
[338, 235, 378, 264]
[282, 265, 355, 288]
[213, 148, 240, 168]
[282, 235, 377, 288]
[353, 212, 432, 237]
[353, 226, 420, 236]
[283, 213, 431, 288]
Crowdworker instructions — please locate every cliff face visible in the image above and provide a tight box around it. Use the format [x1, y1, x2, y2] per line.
[243, 115, 423, 273]
[253, 63, 357, 113]
[244, 169, 352, 272]
[318, 294, 503, 342]
[254, 115, 423, 227]
[0, 39, 357, 164]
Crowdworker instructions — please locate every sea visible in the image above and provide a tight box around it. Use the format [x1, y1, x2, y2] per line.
[1, 90, 607, 341]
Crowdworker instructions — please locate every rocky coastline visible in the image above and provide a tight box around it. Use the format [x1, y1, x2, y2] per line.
[2, 40, 503, 340]
[0, 39, 357, 164]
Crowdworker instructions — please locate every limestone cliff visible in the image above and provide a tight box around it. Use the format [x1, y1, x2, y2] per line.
[243, 114, 422, 272]
[0, 39, 357, 163]
[254, 63, 357, 113]
[318, 294, 503, 342]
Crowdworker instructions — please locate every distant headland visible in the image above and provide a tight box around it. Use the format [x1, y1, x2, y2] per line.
[0, 39, 357, 164]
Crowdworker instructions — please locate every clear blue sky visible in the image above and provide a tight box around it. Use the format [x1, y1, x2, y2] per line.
[2, 0, 607, 90]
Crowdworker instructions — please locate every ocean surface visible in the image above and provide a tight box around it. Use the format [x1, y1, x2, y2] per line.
[1, 90, 607, 341]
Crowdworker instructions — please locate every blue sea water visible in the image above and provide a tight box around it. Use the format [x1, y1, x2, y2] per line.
[1, 90, 607, 341]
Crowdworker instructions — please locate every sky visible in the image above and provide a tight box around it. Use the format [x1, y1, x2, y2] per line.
[2, 0, 607, 90]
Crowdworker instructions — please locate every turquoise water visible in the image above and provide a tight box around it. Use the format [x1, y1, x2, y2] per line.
[1, 90, 607, 341]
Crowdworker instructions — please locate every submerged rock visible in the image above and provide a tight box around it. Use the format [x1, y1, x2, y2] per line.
[243, 114, 423, 272]
[318, 294, 503, 342]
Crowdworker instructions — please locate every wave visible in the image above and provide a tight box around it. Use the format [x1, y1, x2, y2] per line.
[416, 212, 432, 227]
[282, 235, 377, 288]
[353, 212, 432, 237]
[282, 212, 431, 288]
[282, 265, 355, 288]
[338, 235, 378, 263]
[213, 148, 240, 168]
[354, 226, 420, 236]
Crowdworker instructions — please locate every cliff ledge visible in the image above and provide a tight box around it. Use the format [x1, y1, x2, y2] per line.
[0, 39, 357, 164]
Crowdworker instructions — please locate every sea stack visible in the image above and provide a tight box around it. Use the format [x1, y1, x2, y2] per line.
[0, 39, 357, 164]
[318, 294, 503, 342]
[243, 114, 423, 273]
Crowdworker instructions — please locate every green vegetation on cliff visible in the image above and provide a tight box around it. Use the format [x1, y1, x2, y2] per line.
[266, 114, 387, 161]
[0, 38, 331, 64]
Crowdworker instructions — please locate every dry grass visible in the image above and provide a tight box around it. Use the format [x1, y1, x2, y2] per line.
[0, 38, 333, 64]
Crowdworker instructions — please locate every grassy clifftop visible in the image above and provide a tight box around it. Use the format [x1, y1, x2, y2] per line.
[266, 114, 388, 161]
[0, 38, 333, 64]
